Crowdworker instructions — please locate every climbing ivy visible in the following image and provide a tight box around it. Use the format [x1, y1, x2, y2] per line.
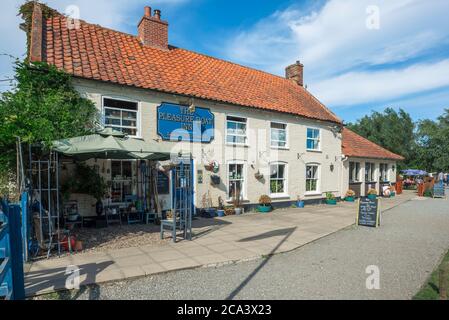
[0, 60, 99, 173]
[19, 1, 59, 58]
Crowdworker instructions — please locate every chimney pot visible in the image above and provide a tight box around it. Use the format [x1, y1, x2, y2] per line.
[285, 61, 304, 86]
[138, 6, 168, 50]
[144, 6, 152, 17]
[154, 9, 161, 20]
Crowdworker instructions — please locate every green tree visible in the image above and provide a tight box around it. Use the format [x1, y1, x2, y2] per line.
[414, 109, 449, 172]
[347, 108, 415, 168]
[0, 60, 99, 172]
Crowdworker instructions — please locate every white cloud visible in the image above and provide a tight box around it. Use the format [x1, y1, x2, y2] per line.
[311, 59, 449, 106]
[222, 0, 449, 107]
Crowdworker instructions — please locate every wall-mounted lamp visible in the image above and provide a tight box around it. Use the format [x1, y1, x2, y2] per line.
[188, 98, 196, 113]
[330, 164, 335, 172]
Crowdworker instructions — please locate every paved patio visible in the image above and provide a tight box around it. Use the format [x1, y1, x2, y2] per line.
[25, 191, 415, 296]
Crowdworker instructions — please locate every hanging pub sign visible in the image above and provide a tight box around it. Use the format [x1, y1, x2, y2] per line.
[157, 103, 215, 143]
[357, 197, 381, 228]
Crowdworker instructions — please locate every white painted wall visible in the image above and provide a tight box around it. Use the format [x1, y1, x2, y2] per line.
[73, 78, 344, 207]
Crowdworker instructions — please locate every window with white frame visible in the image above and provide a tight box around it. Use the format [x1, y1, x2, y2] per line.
[228, 163, 245, 199]
[103, 98, 139, 136]
[306, 164, 319, 192]
[349, 161, 361, 182]
[271, 122, 287, 148]
[306, 128, 320, 150]
[270, 163, 287, 195]
[365, 162, 375, 182]
[226, 116, 247, 144]
[380, 163, 389, 182]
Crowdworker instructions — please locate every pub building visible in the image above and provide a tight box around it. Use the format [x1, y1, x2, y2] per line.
[26, 3, 403, 216]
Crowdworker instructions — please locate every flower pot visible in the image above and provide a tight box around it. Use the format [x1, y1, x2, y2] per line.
[258, 205, 272, 213]
[345, 196, 355, 202]
[206, 208, 216, 218]
[296, 201, 305, 208]
[326, 199, 337, 205]
[75, 240, 83, 252]
[217, 210, 225, 217]
[234, 208, 243, 215]
[367, 195, 377, 200]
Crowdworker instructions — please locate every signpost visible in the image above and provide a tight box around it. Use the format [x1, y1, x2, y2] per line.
[157, 103, 215, 143]
[357, 197, 381, 228]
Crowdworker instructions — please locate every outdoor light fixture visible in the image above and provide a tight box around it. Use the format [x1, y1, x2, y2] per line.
[188, 98, 196, 113]
[330, 164, 335, 172]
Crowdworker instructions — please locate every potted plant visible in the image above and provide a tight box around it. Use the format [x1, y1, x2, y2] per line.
[296, 195, 305, 208]
[202, 192, 216, 218]
[345, 190, 356, 202]
[217, 196, 225, 217]
[367, 188, 378, 200]
[224, 205, 235, 216]
[389, 186, 396, 198]
[258, 195, 272, 213]
[233, 188, 243, 215]
[325, 192, 337, 205]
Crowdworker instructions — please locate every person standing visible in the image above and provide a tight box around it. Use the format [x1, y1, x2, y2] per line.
[438, 172, 444, 187]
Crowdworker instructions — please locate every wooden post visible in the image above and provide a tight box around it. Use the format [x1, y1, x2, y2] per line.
[440, 261, 449, 300]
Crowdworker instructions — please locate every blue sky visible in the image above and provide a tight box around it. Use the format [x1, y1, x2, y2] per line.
[1, 0, 448, 123]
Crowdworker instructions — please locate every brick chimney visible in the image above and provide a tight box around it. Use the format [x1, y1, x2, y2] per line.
[138, 6, 168, 50]
[285, 61, 304, 86]
[29, 3, 43, 62]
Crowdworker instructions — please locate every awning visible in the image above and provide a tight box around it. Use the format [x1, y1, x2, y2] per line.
[52, 128, 173, 161]
[401, 169, 428, 176]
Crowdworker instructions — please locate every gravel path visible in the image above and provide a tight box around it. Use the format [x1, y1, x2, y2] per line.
[47, 195, 449, 300]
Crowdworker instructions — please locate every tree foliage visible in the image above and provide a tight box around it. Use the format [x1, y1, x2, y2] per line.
[347, 108, 449, 172]
[0, 60, 98, 172]
[347, 108, 415, 168]
[414, 109, 449, 172]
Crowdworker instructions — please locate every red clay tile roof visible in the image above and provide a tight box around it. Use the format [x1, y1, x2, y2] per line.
[342, 128, 404, 161]
[33, 10, 342, 124]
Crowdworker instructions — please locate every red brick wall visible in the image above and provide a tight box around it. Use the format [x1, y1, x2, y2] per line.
[285, 61, 304, 86]
[138, 16, 168, 50]
[30, 3, 43, 62]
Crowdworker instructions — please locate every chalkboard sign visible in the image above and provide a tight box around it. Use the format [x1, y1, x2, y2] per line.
[357, 197, 381, 228]
[157, 171, 170, 194]
[433, 184, 445, 198]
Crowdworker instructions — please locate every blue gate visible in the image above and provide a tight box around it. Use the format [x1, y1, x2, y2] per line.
[0, 200, 25, 300]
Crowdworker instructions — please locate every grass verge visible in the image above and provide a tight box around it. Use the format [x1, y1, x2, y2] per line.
[413, 249, 449, 300]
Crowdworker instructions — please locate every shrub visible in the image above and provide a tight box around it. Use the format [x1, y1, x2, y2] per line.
[325, 192, 335, 200]
[423, 189, 433, 198]
[367, 188, 378, 195]
[259, 195, 272, 206]
[345, 190, 356, 197]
